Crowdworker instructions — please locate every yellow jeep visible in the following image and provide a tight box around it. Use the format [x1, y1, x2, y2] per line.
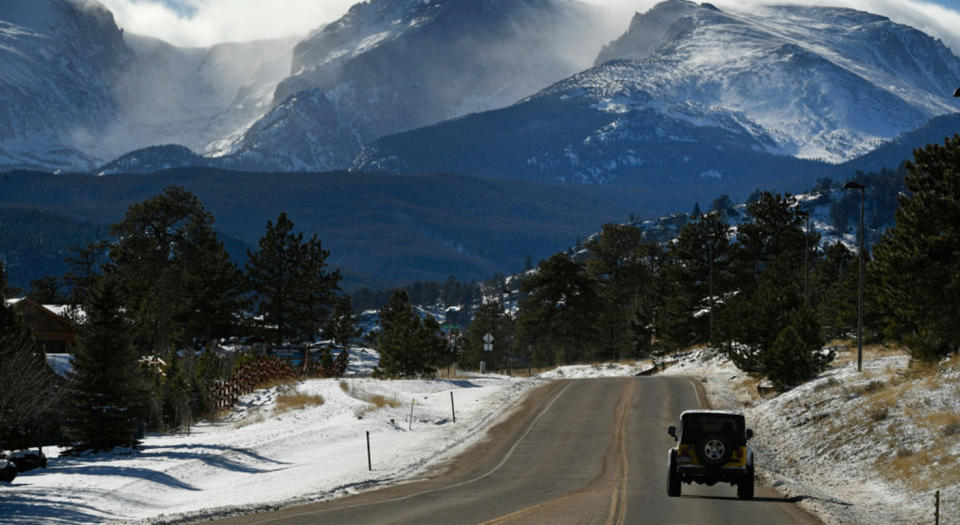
[666, 410, 754, 499]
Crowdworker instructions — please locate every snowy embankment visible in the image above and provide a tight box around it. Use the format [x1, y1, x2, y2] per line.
[537, 361, 655, 379]
[1, 350, 543, 524]
[661, 347, 960, 524]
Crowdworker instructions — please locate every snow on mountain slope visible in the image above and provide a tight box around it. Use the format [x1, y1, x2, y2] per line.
[225, 0, 607, 172]
[588, 0, 960, 162]
[0, 0, 130, 171]
[353, 0, 960, 195]
[0, 0, 295, 172]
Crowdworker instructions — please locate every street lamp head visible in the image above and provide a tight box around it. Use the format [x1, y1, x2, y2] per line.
[954, 87, 960, 97]
[843, 181, 866, 191]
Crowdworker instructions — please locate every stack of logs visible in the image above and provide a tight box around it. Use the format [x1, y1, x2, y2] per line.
[207, 357, 294, 411]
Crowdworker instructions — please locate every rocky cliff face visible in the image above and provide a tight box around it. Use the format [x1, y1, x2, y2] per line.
[0, 0, 131, 171]
[225, 0, 605, 172]
[0, 0, 294, 172]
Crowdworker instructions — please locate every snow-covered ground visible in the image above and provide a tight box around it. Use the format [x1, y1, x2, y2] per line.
[6, 344, 953, 524]
[1, 352, 544, 524]
[661, 346, 960, 524]
[537, 361, 655, 379]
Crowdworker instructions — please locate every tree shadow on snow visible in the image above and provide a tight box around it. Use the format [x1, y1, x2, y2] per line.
[436, 379, 480, 388]
[0, 491, 111, 523]
[140, 443, 290, 466]
[47, 465, 201, 490]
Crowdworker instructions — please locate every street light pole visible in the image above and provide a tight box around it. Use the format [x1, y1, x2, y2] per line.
[843, 181, 866, 372]
[707, 238, 713, 344]
[501, 288, 511, 376]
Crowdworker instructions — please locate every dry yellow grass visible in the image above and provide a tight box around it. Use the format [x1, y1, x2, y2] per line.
[339, 381, 401, 418]
[888, 447, 960, 492]
[275, 391, 325, 413]
[831, 341, 909, 366]
[918, 412, 960, 436]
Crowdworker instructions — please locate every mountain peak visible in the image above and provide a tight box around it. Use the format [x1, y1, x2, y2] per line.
[595, 0, 719, 66]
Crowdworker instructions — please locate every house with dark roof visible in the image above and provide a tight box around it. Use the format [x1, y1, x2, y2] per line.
[7, 298, 78, 353]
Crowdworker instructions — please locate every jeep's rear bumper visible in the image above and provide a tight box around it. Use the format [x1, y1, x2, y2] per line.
[676, 465, 749, 485]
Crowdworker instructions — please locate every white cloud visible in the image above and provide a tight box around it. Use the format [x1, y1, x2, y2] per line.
[97, 0, 960, 55]
[97, 0, 357, 47]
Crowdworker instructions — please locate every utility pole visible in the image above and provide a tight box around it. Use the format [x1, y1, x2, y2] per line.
[843, 181, 866, 372]
[804, 210, 810, 300]
[707, 238, 713, 344]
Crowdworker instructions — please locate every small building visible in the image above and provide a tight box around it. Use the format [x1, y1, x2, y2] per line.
[7, 298, 78, 353]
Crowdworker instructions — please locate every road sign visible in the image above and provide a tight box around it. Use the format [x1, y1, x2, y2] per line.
[483, 343, 493, 352]
[483, 332, 494, 343]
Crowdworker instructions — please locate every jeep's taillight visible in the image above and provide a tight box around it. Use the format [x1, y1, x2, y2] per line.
[732, 448, 742, 459]
[678, 446, 691, 457]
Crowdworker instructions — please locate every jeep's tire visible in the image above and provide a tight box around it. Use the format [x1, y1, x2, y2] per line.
[697, 433, 732, 466]
[667, 450, 681, 497]
[737, 466, 754, 500]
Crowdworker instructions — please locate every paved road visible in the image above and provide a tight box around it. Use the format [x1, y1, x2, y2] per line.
[216, 377, 817, 524]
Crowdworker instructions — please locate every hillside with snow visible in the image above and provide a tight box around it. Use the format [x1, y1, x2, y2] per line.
[663, 346, 960, 524]
[352, 0, 960, 201]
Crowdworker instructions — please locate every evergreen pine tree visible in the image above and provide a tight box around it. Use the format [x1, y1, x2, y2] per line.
[334, 348, 350, 377]
[584, 223, 657, 360]
[109, 187, 243, 354]
[319, 349, 335, 377]
[246, 213, 341, 345]
[64, 239, 109, 305]
[326, 295, 360, 349]
[516, 253, 602, 365]
[66, 278, 145, 453]
[375, 290, 442, 377]
[810, 242, 858, 340]
[873, 135, 960, 360]
[658, 213, 733, 349]
[762, 306, 827, 390]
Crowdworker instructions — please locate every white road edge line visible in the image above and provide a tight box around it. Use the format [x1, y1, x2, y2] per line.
[690, 380, 705, 408]
[257, 381, 576, 523]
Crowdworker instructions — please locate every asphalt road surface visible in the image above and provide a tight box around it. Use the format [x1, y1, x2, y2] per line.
[215, 377, 817, 524]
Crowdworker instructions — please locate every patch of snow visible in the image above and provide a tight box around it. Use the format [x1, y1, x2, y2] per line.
[45, 353, 73, 378]
[2, 374, 544, 523]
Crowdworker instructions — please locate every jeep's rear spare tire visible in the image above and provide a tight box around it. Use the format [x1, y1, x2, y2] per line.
[697, 433, 732, 466]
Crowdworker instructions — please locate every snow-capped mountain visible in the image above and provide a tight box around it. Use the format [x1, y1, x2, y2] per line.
[0, 0, 294, 172]
[221, 0, 606, 172]
[0, 0, 130, 171]
[593, 1, 960, 162]
[351, 0, 960, 204]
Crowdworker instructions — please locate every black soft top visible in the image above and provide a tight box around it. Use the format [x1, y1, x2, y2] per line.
[679, 411, 746, 446]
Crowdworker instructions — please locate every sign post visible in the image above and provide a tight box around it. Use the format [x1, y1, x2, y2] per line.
[483, 332, 494, 353]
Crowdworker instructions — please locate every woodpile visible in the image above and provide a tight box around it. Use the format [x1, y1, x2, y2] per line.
[207, 357, 294, 411]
